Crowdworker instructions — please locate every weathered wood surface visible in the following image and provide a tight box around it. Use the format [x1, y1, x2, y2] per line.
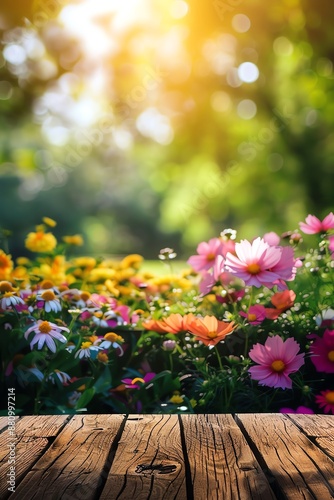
[0, 414, 333, 499]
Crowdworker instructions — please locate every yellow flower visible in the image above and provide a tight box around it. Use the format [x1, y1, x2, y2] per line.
[0, 250, 13, 280]
[97, 352, 109, 364]
[62, 234, 84, 246]
[42, 217, 57, 227]
[25, 231, 57, 253]
[120, 254, 143, 270]
[169, 395, 184, 405]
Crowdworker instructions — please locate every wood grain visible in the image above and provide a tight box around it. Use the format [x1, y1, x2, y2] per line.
[236, 413, 334, 500]
[100, 414, 187, 500]
[181, 413, 276, 500]
[288, 414, 334, 460]
[11, 414, 125, 500]
[0, 415, 68, 499]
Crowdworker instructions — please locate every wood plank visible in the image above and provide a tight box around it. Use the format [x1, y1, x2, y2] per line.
[100, 414, 187, 500]
[236, 413, 334, 500]
[11, 414, 125, 500]
[288, 414, 334, 460]
[0, 417, 18, 433]
[0, 415, 69, 500]
[181, 414, 276, 500]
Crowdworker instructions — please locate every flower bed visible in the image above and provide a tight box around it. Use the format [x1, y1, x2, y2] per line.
[0, 214, 334, 415]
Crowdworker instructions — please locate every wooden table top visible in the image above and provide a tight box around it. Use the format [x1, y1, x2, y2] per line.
[1, 413, 333, 499]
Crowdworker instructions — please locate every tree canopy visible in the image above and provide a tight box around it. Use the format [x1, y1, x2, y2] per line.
[0, 0, 333, 258]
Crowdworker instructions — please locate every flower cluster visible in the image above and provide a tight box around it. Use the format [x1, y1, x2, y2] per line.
[0, 213, 333, 415]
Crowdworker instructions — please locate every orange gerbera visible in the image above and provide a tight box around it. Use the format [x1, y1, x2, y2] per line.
[265, 290, 296, 320]
[185, 315, 235, 346]
[142, 313, 187, 334]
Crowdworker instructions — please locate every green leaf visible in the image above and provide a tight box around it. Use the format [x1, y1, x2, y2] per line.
[76, 388, 96, 409]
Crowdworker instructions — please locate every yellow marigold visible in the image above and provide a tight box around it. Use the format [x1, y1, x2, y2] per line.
[120, 254, 143, 270]
[104, 332, 124, 343]
[169, 395, 184, 405]
[62, 234, 84, 246]
[97, 352, 109, 364]
[25, 231, 57, 253]
[0, 250, 13, 280]
[115, 268, 135, 281]
[42, 217, 57, 227]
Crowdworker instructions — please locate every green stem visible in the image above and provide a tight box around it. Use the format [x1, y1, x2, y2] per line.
[214, 346, 224, 371]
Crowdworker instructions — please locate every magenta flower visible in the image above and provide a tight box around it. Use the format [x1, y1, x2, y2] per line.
[187, 238, 225, 272]
[248, 335, 305, 389]
[315, 390, 334, 414]
[309, 329, 334, 373]
[299, 212, 334, 234]
[122, 372, 156, 389]
[240, 305, 266, 325]
[225, 238, 289, 288]
[279, 406, 314, 414]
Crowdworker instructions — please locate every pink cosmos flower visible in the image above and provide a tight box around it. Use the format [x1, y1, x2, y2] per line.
[187, 238, 225, 272]
[309, 329, 334, 373]
[279, 406, 314, 414]
[315, 390, 334, 414]
[248, 335, 305, 389]
[299, 212, 334, 234]
[263, 231, 280, 246]
[225, 238, 293, 288]
[240, 305, 266, 325]
[198, 255, 225, 294]
[25, 320, 69, 353]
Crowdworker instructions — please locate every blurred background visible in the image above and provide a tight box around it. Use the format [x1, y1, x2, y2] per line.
[0, 0, 333, 259]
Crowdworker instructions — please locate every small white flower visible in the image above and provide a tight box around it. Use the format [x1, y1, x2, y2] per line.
[37, 289, 62, 313]
[0, 292, 25, 310]
[75, 341, 101, 359]
[47, 370, 71, 385]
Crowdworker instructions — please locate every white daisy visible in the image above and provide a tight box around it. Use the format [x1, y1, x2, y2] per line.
[25, 320, 69, 353]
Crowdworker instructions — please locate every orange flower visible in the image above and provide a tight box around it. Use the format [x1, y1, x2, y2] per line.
[0, 250, 13, 280]
[265, 290, 296, 320]
[185, 315, 235, 346]
[142, 313, 187, 334]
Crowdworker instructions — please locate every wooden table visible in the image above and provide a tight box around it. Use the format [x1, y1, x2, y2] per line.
[1, 414, 333, 499]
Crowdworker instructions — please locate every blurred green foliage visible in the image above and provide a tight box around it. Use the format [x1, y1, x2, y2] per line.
[0, 0, 333, 259]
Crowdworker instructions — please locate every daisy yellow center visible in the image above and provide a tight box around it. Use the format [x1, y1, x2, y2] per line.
[40, 280, 54, 289]
[104, 332, 124, 343]
[248, 313, 257, 322]
[328, 351, 334, 362]
[207, 253, 216, 261]
[41, 290, 56, 301]
[207, 331, 218, 339]
[0, 281, 14, 292]
[81, 342, 92, 349]
[132, 377, 145, 384]
[39, 321, 52, 334]
[80, 291, 91, 301]
[325, 391, 334, 404]
[247, 263, 261, 275]
[271, 360, 285, 372]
